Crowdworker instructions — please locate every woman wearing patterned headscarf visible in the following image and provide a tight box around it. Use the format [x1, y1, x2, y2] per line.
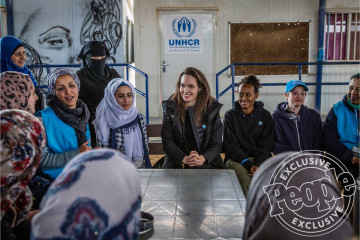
[31, 149, 142, 239]
[1, 109, 46, 240]
[0, 36, 44, 111]
[77, 41, 120, 148]
[36, 68, 92, 179]
[93, 78, 151, 168]
[0, 71, 38, 113]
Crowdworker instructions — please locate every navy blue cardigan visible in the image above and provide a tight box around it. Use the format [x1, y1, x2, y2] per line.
[272, 102, 322, 154]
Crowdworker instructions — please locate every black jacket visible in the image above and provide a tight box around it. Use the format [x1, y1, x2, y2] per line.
[161, 99, 224, 169]
[1, 207, 31, 240]
[272, 102, 322, 154]
[223, 101, 274, 170]
[77, 68, 120, 147]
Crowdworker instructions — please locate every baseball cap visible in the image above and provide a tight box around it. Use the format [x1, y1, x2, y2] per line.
[285, 80, 309, 93]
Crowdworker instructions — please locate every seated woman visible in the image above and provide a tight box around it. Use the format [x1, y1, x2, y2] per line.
[161, 67, 224, 169]
[1, 109, 46, 240]
[36, 68, 92, 179]
[77, 41, 121, 148]
[93, 78, 151, 168]
[0, 36, 43, 111]
[1, 71, 50, 209]
[323, 73, 359, 179]
[31, 149, 142, 239]
[0, 71, 38, 113]
[272, 80, 322, 154]
[223, 74, 274, 196]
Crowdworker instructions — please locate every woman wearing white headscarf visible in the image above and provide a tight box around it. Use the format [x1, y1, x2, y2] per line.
[31, 149, 142, 239]
[93, 78, 151, 168]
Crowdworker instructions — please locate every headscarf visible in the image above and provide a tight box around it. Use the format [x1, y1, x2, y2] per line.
[0, 71, 35, 112]
[243, 151, 352, 240]
[0, 36, 38, 87]
[94, 79, 144, 162]
[31, 149, 141, 239]
[46, 67, 80, 96]
[78, 41, 113, 84]
[46, 68, 89, 146]
[0, 109, 45, 220]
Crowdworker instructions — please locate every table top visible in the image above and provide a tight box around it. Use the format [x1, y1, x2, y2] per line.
[139, 169, 246, 239]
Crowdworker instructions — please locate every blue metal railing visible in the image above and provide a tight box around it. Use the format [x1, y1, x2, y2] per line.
[215, 61, 360, 112]
[28, 63, 150, 124]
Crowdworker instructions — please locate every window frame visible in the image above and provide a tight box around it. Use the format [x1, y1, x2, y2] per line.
[324, 11, 360, 61]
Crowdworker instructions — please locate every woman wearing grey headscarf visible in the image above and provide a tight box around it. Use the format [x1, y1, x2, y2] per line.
[36, 68, 91, 179]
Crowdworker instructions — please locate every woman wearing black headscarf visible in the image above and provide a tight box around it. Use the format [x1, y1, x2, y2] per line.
[77, 41, 120, 147]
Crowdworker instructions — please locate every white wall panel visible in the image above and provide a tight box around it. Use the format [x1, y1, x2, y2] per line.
[134, 0, 358, 119]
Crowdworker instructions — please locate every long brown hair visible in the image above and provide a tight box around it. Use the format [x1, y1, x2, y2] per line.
[172, 67, 214, 126]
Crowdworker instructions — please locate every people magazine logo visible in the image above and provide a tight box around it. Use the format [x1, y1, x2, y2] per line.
[172, 17, 197, 37]
[263, 151, 355, 237]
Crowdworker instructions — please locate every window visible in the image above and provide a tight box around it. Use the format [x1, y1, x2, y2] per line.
[325, 12, 360, 60]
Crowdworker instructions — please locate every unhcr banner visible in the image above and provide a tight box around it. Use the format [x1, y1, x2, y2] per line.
[164, 15, 203, 54]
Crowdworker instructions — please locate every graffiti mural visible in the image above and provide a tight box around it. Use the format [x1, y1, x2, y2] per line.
[80, 0, 122, 63]
[14, 0, 123, 86]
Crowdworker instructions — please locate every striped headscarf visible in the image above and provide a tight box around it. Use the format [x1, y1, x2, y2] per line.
[46, 68, 80, 96]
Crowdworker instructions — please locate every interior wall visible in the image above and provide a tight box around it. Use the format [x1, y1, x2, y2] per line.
[11, 0, 127, 85]
[134, 0, 359, 119]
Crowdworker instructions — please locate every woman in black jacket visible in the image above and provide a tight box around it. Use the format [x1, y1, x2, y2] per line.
[161, 67, 224, 169]
[223, 74, 274, 196]
[77, 41, 120, 147]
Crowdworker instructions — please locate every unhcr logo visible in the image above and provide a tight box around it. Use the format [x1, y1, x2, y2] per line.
[171, 17, 197, 37]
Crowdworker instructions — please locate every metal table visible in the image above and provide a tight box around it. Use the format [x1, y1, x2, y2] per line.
[139, 169, 246, 239]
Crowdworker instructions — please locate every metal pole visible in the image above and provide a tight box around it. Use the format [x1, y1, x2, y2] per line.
[216, 74, 219, 100]
[5, 0, 13, 35]
[231, 64, 235, 107]
[298, 65, 302, 80]
[145, 74, 149, 125]
[316, 0, 326, 113]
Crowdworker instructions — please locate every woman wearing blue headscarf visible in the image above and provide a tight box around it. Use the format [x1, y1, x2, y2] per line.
[0, 36, 37, 85]
[0, 35, 43, 111]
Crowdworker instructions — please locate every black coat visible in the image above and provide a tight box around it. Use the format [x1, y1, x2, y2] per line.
[161, 99, 224, 169]
[77, 68, 120, 148]
[1, 207, 31, 240]
[223, 101, 274, 170]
